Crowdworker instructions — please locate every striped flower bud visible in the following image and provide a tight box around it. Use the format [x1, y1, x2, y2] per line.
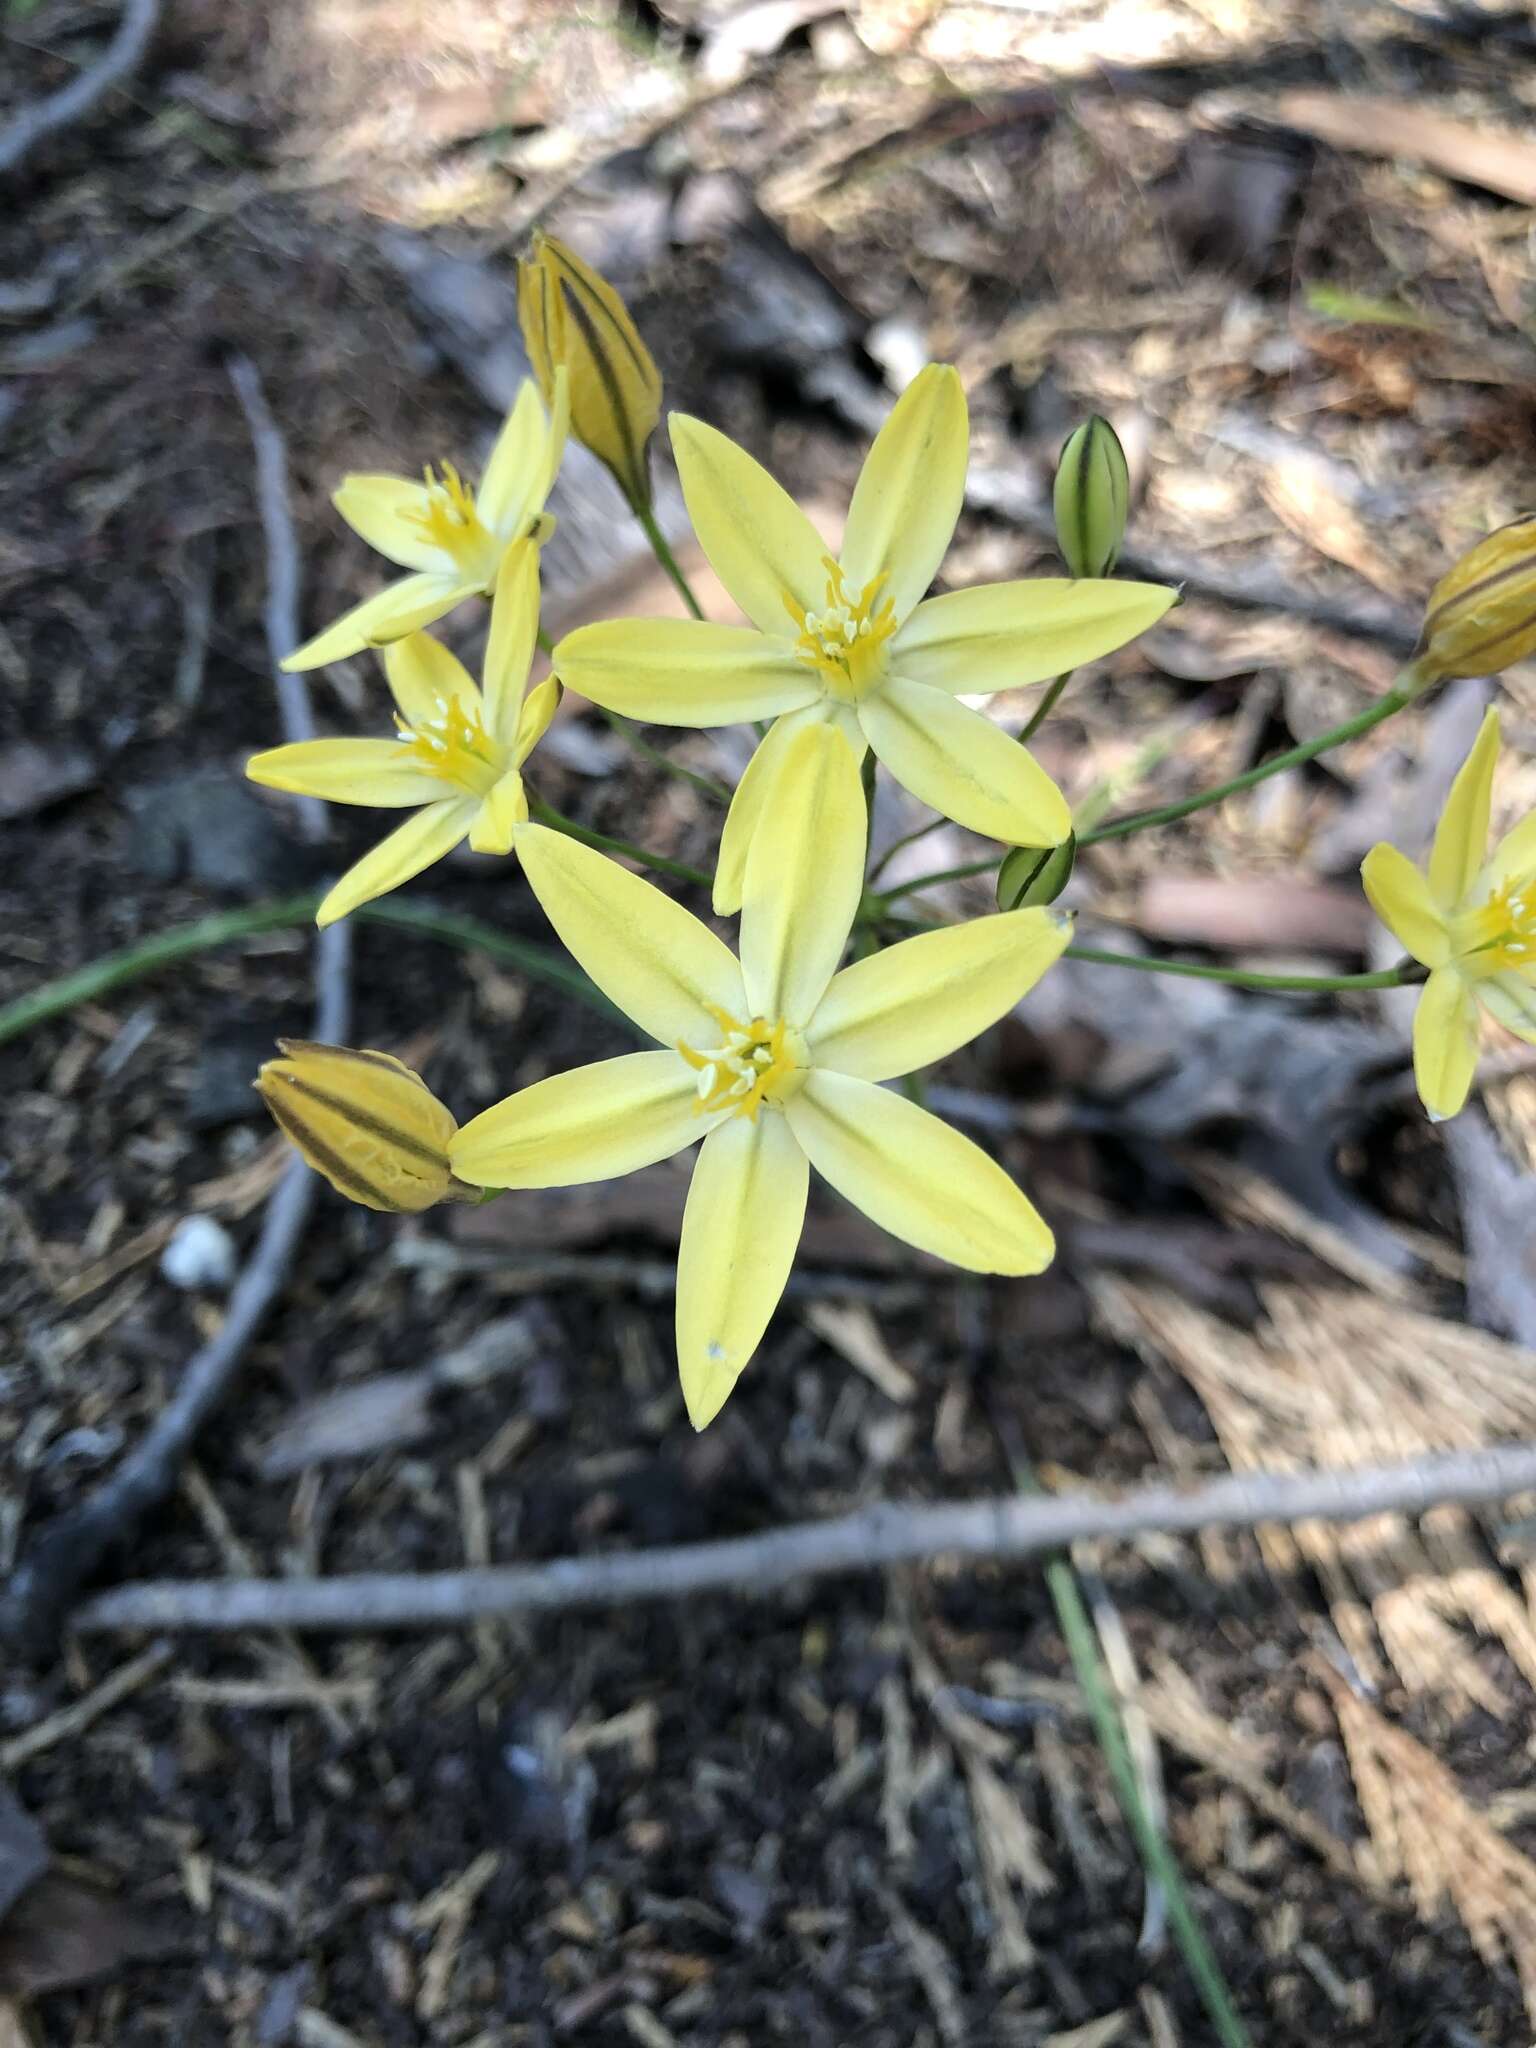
[256, 1041, 473, 1213]
[518, 232, 662, 515]
[1053, 416, 1129, 579]
[1414, 515, 1536, 688]
[997, 834, 1076, 911]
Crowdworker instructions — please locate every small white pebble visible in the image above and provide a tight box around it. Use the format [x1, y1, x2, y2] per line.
[160, 1214, 237, 1293]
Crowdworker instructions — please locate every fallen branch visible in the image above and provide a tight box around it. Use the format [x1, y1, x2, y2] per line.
[0, 355, 345, 1655]
[72, 1441, 1536, 1635]
[0, 0, 161, 178]
[225, 351, 325, 845]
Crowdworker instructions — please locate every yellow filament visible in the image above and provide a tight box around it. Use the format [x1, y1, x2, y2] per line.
[1459, 875, 1536, 975]
[785, 556, 898, 700]
[677, 1005, 797, 1121]
[394, 693, 502, 794]
[403, 462, 498, 568]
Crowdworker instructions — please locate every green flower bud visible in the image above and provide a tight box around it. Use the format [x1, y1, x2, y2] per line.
[997, 833, 1076, 910]
[1053, 417, 1129, 579]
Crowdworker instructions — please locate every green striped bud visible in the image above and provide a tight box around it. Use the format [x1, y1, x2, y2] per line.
[518, 232, 663, 515]
[997, 833, 1076, 910]
[257, 1041, 475, 1213]
[1414, 515, 1536, 689]
[1053, 417, 1129, 579]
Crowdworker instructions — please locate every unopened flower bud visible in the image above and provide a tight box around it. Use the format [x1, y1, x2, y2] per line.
[518, 232, 662, 515]
[1054, 417, 1129, 579]
[1414, 515, 1536, 688]
[997, 834, 1076, 910]
[256, 1041, 474, 1213]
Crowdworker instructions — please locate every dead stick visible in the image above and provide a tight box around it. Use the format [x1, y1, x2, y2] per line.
[0, 0, 161, 177]
[73, 1441, 1536, 1635]
[0, 356, 345, 1655]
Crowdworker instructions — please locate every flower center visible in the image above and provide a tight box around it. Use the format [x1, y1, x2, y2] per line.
[785, 556, 898, 703]
[394, 692, 504, 796]
[676, 1006, 804, 1121]
[403, 462, 502, 584]
[1457, 874, 1536, 977]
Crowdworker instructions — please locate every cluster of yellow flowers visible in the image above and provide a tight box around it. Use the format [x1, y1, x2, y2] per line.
[247, 235, 1536, 1424]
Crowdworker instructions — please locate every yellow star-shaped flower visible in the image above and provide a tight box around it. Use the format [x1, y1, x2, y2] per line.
[248, 545, 558, 926]
[451, 722, 1071, 1427]
[552, 364, 1175, 910]
[283, 372, 568, 671]
[1363, 706, 1536, 1119]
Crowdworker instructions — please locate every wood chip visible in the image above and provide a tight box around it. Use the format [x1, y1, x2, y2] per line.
[804, 1301, 918, 1403]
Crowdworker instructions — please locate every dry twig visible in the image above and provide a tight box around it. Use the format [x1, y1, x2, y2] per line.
[72, 1441, 1536, 1635]
[0, 355, 347, 1654]
[0, 0, 161, 178]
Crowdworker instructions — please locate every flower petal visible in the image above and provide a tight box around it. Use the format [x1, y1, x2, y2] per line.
[860, 676, 1071, 846]
[893, 578, 1177, 696]
[553, 617, 817, 727]
[283, 573, 469, 671]
[786, 1071, 1053, 1273]
[714, 702, 839, 916]
[1412, 965, 1480, 1122]
[676, 1111, 808, 1428]
[840, 364, 967, 625]
[316, 800, 476, 926]
[483, 539, 541, 747]
[1360, 843, 1452, 968]
[514, 823, 746, 1045]
[468, 768, 527, 854]
[451, 1051, 705, 1188]
[332, 474, 449, 573]
[382, 633, 479, 730]
[670, 413, 830, 635]
[476, 374, 565, 537]
[739, 723, 866, 1026]
[515, 675, 562, 765]
[1481, 972, 1536, 1044]
[1429, 705, 1499, 908]
[1488, 809, 1536, 892]
[809, 906, 1072, 1081]
[246, 738, 445, 808]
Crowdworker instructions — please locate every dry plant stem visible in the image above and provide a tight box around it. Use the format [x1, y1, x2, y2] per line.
[0, 921, 352, 1655]
[226, 352, 325, 845]
[1080, 684, 1412, 846]
[71, 1441, 1536, 1635]
[0, 893, 624, 1049]
[635, 501, 705, 621]
[0, 357, 348, 1657]
[0, 0, 160, 175]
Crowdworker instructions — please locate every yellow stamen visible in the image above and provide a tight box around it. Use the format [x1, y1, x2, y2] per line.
[1457, 874, 1536, 976]
[677, 1004, 799, 1121]
[394, 692, 503, 796]
[785, 555, 898, 702]
[403, 462, 501, 580]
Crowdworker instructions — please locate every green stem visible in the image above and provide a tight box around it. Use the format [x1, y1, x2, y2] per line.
[999, 1437, 1252, 2048]
[867, 813, 947, 885]
[526, 793, 711, 888]
[1017, 669, 1073, 746]
[878, 855, 998, 905]
[1065, 943, 1421, 994]
[596, 706, 732, 806]
[636, 502, 705, 621]
[1080, 685, 1410, 847]
[0, 894, 626, 1050]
